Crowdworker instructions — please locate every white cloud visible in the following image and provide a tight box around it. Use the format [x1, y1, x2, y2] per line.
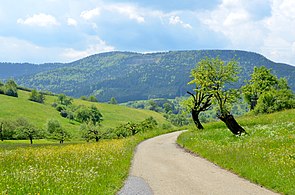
[198, 0, 295, 64]
[0, 36, 59, 63]
[0, 35, 115, 63]
[169, 15, 192, 29]
[80, 8, 100, 20]
[67, 18, 77, 26]
[61, 37, 115, 61]
[17, 13, 59, 27]
[260, 0, 295, 64]
[104, 4, 145, 23]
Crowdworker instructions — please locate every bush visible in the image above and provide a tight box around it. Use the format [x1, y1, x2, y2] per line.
[4, 86, 18, 97]
[3, 80, 18, 97]
[29, 89, 45, 103]
[254, 89, 295, 114]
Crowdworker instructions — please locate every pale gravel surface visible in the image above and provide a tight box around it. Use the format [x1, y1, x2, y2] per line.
[119, 131, 278, 195]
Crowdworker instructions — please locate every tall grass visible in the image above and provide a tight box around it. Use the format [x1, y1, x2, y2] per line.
[0, 127, 176, 194]
[177, 109, 295, 194]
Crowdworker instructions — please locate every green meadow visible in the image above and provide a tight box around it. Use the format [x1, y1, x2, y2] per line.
[177, 109, 295, 194]
[0, 128, 176, 194]
[0, 90, 174, 194]
[0, 90, 167, 139]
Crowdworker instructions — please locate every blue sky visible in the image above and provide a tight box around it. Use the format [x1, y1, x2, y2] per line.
[0, 0, 295, 65]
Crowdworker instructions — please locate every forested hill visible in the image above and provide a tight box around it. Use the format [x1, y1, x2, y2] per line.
[1, 50, 295, 102]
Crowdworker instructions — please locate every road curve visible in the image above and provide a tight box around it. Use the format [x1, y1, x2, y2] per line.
[119, 131, 278, 195]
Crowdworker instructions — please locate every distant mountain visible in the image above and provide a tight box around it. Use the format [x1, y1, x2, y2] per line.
[0, 62, 65, 79]
[1, 50, 294, 102]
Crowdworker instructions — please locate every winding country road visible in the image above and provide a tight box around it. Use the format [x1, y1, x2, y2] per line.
[119, 131, 278, 195]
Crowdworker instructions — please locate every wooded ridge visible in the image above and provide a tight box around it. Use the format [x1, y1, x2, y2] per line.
[1, 50, 294, 102]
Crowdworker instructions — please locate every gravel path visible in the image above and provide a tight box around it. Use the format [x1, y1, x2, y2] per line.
[119, 131, 278, 195]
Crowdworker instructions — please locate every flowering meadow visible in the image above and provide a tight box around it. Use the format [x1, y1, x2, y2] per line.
[178, 109, 295, 194]
[0, 139, 133, 194]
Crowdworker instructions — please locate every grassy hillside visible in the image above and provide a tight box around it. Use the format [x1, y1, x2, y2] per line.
[178, 109, 295, 194]
[0, 90, 167, 139]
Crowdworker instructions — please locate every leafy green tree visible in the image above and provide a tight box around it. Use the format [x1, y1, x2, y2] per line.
[242, 66, 294, 113]
[75, 105, 103, 125]
[57, 94, 73, 106]
[89, 105, 103, 125]
[164, 113, 189, 127]
[242, 66, 278, 109]
[0, 119, 15, 140]
[80, 96, 88, 100]
[3, 79, 18, 97]
[80, 122, 101, 142]
[110, 97, 118, 104]
[46, 119, 70, 143]
[88, 95, 98, 102]
[75, 106, 91, 123]
[163, 102, 173, 113]
[29, 89, 45, 103]
[147, 100, 160, 112]
[190, 57, 246, 135]
[14, 118, 42, 144]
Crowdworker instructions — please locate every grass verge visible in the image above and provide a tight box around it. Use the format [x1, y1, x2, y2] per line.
[177, 109, 295, 194]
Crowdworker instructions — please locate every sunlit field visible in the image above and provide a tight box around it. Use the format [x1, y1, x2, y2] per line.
[178, 109, 295, 194]
[0, 139, 133, 194]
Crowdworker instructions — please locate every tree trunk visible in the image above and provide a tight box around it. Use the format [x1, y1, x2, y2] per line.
[29, 136, 33, 144]
[218, 114, 247, 135]
[95, 136, 99, 142]
[191, 109, 204, 130]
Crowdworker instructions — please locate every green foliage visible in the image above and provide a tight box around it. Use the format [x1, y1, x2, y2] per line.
[254, 89, 295, 114]
[14, 118, 44, 144]
[109, 97, 118, 104]
[164, 113, 190, 127]
[57, 94, 73, 106]
[1, 79, 18, 97]
[80, 122, 102, 142]
[0, 119, 15, 141]
[190, 57, 241, 116]
[88, 95, 98, 102]
[46, 119, 70, 143]
[111, 117, 159, 139]
[75, 105, 103, 125]
[29, 89, 45, 103]
[243, 66, 295, 113]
